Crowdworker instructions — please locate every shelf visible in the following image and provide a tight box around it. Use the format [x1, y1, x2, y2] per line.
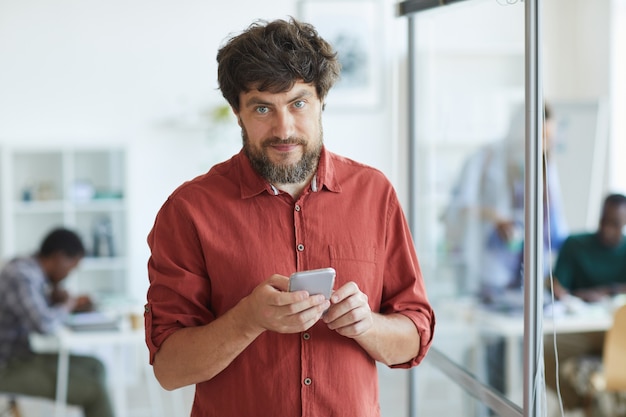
[80, 256, 127, 270]
[73, 199, 125, 210]
[0, 147, 129, 300]
[14, 199, 125, 213]
[13, 200, 66, 213]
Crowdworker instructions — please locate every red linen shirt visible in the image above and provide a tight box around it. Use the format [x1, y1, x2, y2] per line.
[146, 147, 435, 417]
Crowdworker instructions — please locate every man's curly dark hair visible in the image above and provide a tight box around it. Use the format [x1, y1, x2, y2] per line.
[217, 17, 341, 111]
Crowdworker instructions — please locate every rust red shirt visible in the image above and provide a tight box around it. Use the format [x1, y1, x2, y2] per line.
[146, 147, 435, 417]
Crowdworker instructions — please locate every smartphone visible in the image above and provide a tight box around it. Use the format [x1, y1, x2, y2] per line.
[288, 267, 336, 299]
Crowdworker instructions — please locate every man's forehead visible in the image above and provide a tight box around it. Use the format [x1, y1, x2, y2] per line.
[241, 82, 318, 104]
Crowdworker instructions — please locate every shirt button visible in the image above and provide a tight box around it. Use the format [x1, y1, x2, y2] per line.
[304, 378, 312, 386]
[144, 305, 150, 313]
[302, 332, 310, 340]
[295, 204, 301, 212]
[297, 244, 305, 251]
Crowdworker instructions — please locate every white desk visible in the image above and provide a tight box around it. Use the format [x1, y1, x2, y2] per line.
[30, 315, 162, 417]
[472, 299, 618, 400]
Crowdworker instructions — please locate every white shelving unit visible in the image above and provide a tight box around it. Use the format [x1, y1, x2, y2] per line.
[0, 147, 128, 300]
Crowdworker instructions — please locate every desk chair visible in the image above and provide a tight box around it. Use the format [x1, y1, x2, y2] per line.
[603, 303, 626, 391]
[561, 304, 626, 417]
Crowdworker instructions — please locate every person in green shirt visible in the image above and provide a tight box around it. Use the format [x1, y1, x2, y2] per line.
[545, 192, 626, 411]
[553, 192, 626, 301]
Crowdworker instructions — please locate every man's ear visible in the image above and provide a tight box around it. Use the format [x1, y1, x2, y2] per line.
[231, 106, 243, 128]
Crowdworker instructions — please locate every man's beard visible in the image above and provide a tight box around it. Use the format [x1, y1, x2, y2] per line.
[242, 126, 323, 185]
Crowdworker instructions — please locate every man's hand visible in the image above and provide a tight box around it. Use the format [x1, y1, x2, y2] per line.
[242, 274, 330, 335]
[50, 285, 70, 305]
[72, 295, 94, 312]
[322, 281, 420, 366]
[152, 273, 331, 390]
[50, 283, 94, 312]
[495, 219, 516, 242]
[322, 281, 373, 338]
[572, 286, 612, 303]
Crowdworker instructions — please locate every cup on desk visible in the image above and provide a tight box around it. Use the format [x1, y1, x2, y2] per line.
[129, 312, 144, 330]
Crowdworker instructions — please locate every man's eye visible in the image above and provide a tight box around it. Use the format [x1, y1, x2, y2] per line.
[256, 106, 269, 114]
[293, 101, 305, 109]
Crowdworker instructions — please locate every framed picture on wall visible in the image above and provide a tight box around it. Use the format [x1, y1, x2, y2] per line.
[298, 0, 382, 110]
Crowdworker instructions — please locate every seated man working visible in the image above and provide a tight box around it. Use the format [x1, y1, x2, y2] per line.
[552, 192, 626, 301]
[545, 192, 626, 410]
[0, 227, 114, 417]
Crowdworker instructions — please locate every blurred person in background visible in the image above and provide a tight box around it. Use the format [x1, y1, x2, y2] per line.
[442, 102, 569, 394]
[0, 227, 114, 417]
[443, 102, 568, 301]
[545, 192, 626, 410]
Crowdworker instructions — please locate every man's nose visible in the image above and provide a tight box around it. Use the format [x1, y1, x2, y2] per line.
[272, 109, 296, 140]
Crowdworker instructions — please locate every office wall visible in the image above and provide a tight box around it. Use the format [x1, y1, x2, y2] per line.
[543, 0, 611, 101]
[0, 0, 404, 301]
[0, 0, 623, 301]
[543, 0, 625, 231]
[610, 0, 626, 197]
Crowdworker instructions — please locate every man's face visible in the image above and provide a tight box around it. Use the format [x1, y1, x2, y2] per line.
[48, 253, 81, 283]
[598, 203, 626, 248]
[235, 81, 323, 185]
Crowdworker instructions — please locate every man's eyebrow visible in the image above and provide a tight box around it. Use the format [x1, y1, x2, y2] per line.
[243, 88, 315, 108]
[244, 97, 271, 107]
[289, 89, 315, 102]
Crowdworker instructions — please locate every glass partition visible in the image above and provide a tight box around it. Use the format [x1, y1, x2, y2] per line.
[407, 0, 531, 413]
[398, 1, 620, 415]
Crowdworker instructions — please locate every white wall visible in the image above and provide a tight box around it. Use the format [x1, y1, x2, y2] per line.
[610, 0, 626, 196]
[1, 0, 624, 302]
[543, 0, 626, 229]
[543, 0, 611, 101]
[0, 0, 404, 301]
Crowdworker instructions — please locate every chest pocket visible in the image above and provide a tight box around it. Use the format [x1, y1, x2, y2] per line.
[329, 245, 379, 301]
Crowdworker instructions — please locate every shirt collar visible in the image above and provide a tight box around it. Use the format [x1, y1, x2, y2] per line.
[315, 147, 341, 193]
[238, 146, 341, 199]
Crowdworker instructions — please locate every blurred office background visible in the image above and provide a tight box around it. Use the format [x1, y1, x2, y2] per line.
[1, 0, 625, 416]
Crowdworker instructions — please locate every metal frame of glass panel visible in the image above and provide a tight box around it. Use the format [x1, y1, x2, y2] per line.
[399, 0, 545, 416]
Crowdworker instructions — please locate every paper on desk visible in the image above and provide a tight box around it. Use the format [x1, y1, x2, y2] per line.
[64, 311, 120, 331]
